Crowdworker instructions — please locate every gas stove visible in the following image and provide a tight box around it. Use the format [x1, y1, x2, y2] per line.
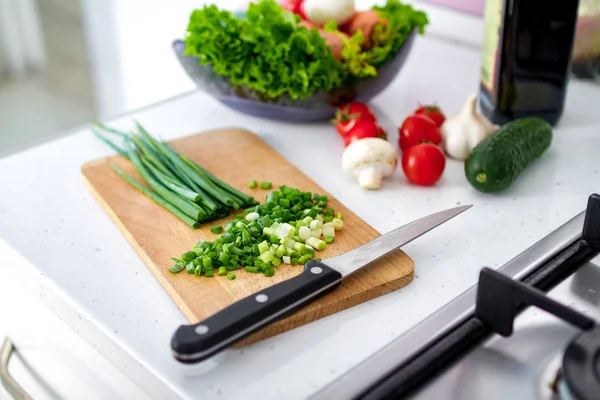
[314, 194, 600, 400]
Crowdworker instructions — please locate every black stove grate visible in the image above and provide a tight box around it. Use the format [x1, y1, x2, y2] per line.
[357, 194, 600, 400]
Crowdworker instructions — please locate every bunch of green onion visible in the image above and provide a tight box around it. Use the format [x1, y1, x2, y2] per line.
[92, 121, 258, 228]
[170, 186, 344, 278]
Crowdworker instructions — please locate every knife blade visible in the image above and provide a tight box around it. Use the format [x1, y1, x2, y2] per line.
[171, 205, 471, 363]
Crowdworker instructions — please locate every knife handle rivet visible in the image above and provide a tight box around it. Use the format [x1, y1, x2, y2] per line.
[310, 266, 323, 275]
[255, 294, 268, 303]
[194, 325, 209, 335]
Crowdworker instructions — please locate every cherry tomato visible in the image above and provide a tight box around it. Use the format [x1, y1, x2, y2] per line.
[338, 102, 377, 122]
[414, 105, 446, 127]
[280, 0, 307, 19]
[398, 114, 442, 152]
[402, 143, 446, 186]
[333, 102, 377, 137]
[344, 120, 387, 147]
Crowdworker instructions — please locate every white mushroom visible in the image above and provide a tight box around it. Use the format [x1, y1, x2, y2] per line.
[342, 138, 397, 189]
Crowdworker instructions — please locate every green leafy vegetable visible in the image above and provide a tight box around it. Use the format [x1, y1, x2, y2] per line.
[93, 122, 258, 228]
[324, 21, 377, 80]
[369, 0, 429, 68]
[185, 0, 345, 100]
[184, 0, 428, 100]
[334, 0, 429, 78]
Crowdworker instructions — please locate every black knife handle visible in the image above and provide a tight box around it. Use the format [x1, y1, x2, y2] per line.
[171, 260, 342, 363]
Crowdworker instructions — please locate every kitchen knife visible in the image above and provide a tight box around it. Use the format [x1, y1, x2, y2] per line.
[171, 205, 471, 363]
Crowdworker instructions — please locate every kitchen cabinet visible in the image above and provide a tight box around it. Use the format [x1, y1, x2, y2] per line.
[0, 268, 151, 400]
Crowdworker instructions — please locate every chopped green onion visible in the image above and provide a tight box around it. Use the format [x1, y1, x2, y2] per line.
[306, 237, 326, 251]
[169, 263, 185, 273]
[231, 247, 244, 256]
[275, 245, 286, 258]
[296, 220, 307, 229]
[204, 269, 214, 277]
[242, 229, 252, 245]
[293, 242, 306, 252]
[298, 255, 309, 264]
[258, 240, 270, 254]
[269, 235, 280, 244]
[323, 226, 335, 238]
[260, 181, 273, 190]
[169, 184, 344, 279]
[281, 237, 296, 248]
[245, 266, 260, 273]
[218, 252, 230, 263]
[246, 212, 260, 222]
[309, 220, 323, 230]
[249, 179, 258, 189]
[298, 226, 311, 241]
[235, 221, 245, 229]
[332, 218, 344, 230]
[279, 198, 290, 208]
[302, 246, 315, 256]
[181, 252, 196, 262]
[186, 262, 195, 274]
[210, 225, 223, 234]
[227, 272, 236, 280]
[336, 212, 343, 220]
[259, 250, 274, 263]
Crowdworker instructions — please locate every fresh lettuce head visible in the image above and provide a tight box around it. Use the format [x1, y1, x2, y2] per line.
[185, 0, 345, 100]
[184, 0, 428, 101]
[369, 0, 429, 68]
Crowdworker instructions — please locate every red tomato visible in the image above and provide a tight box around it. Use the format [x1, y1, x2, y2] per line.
[398, 114, 442, 152]
[402, 143, 446, 186]
[338, 102, 377, 122]
[414, 105, 446, 127]
[344, 120, 387, 147]
[280, 0, 307, 19]
[333, 102, 377, 137]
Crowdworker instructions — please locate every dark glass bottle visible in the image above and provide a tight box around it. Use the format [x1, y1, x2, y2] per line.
[479, 0, 580, 126]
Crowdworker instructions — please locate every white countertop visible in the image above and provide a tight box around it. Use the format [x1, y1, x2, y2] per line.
[1, 9, 600, 400]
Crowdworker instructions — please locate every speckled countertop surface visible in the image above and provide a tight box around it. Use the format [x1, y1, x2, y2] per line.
[1, 17, 600, 400]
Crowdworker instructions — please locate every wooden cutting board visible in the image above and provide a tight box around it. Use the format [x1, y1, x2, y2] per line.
[82, 128, 414, 345]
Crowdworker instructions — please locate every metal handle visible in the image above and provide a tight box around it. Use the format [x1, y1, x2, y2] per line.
[0, 338, 33, 400]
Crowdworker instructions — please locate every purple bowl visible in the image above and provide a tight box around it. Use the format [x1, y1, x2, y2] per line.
[173, 30, 416, 122]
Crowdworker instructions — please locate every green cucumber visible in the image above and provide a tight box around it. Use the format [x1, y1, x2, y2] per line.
[465, 117, 552, 193]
